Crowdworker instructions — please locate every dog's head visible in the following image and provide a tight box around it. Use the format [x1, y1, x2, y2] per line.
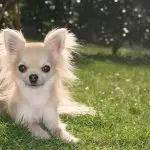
[2, 28, 77, 89]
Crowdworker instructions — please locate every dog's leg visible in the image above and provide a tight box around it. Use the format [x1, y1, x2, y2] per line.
[27, 123, 50, 139]
[43, 103, 79, 143]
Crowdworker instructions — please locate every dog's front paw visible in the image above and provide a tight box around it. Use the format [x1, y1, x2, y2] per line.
[66, 136, 79, 144]
[33, 129, 50, 140]
[60, 130, 79, 143]
[28, 124, 50, 140]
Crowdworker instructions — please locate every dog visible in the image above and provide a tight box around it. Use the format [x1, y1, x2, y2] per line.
[0, 28, 95, 143]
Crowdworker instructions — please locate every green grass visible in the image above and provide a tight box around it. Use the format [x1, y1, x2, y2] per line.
[1, 45, 150, 149]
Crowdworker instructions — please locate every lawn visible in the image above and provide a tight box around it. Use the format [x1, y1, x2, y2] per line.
[0, 44, 150, 150]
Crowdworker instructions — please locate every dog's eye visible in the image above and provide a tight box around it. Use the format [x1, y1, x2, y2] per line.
[18, 64, 27, 73]
[42, 65, 51, 73]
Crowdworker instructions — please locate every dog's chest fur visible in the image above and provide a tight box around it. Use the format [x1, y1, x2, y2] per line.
[15, 84, 51, 122]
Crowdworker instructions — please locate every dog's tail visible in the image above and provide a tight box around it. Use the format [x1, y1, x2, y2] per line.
[58, 100, 96, 116]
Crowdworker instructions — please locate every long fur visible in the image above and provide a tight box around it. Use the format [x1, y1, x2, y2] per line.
[44, 29, 96, 115]
[0, 29, 95, 116]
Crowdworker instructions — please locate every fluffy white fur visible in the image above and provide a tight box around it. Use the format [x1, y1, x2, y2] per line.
[0, 28, 95, 143]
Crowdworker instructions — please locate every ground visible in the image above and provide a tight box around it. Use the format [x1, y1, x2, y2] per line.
[0, 44, 150, 150]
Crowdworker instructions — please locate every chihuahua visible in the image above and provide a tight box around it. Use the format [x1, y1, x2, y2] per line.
[0, 28, 95, 143]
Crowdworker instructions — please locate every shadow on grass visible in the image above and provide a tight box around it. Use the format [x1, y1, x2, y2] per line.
[75, 52, 150, 67]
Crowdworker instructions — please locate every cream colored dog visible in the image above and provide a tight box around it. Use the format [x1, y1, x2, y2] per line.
[0, 28, 95, 143]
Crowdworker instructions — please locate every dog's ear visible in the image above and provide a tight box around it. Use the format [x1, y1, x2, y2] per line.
[44, 28, 67, 54]
[44, 28, 78, 80]
[3, 29, 25, 54]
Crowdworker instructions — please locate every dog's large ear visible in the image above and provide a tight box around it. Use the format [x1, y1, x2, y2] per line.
[44, 28, 78, 80]
[3, 29, 25, 54]
[44, 28, 66, 54]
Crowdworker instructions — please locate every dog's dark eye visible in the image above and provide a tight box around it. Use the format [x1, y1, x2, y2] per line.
[18, 64, 27, 73]
[42, 65, 50, 73]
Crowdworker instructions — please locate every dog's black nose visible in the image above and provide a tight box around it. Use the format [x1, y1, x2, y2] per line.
[29, 74, 38, 83]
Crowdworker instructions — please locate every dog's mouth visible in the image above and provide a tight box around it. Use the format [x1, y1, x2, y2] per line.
[26, 83, 44, 88]
[31, 83, 39, 87]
